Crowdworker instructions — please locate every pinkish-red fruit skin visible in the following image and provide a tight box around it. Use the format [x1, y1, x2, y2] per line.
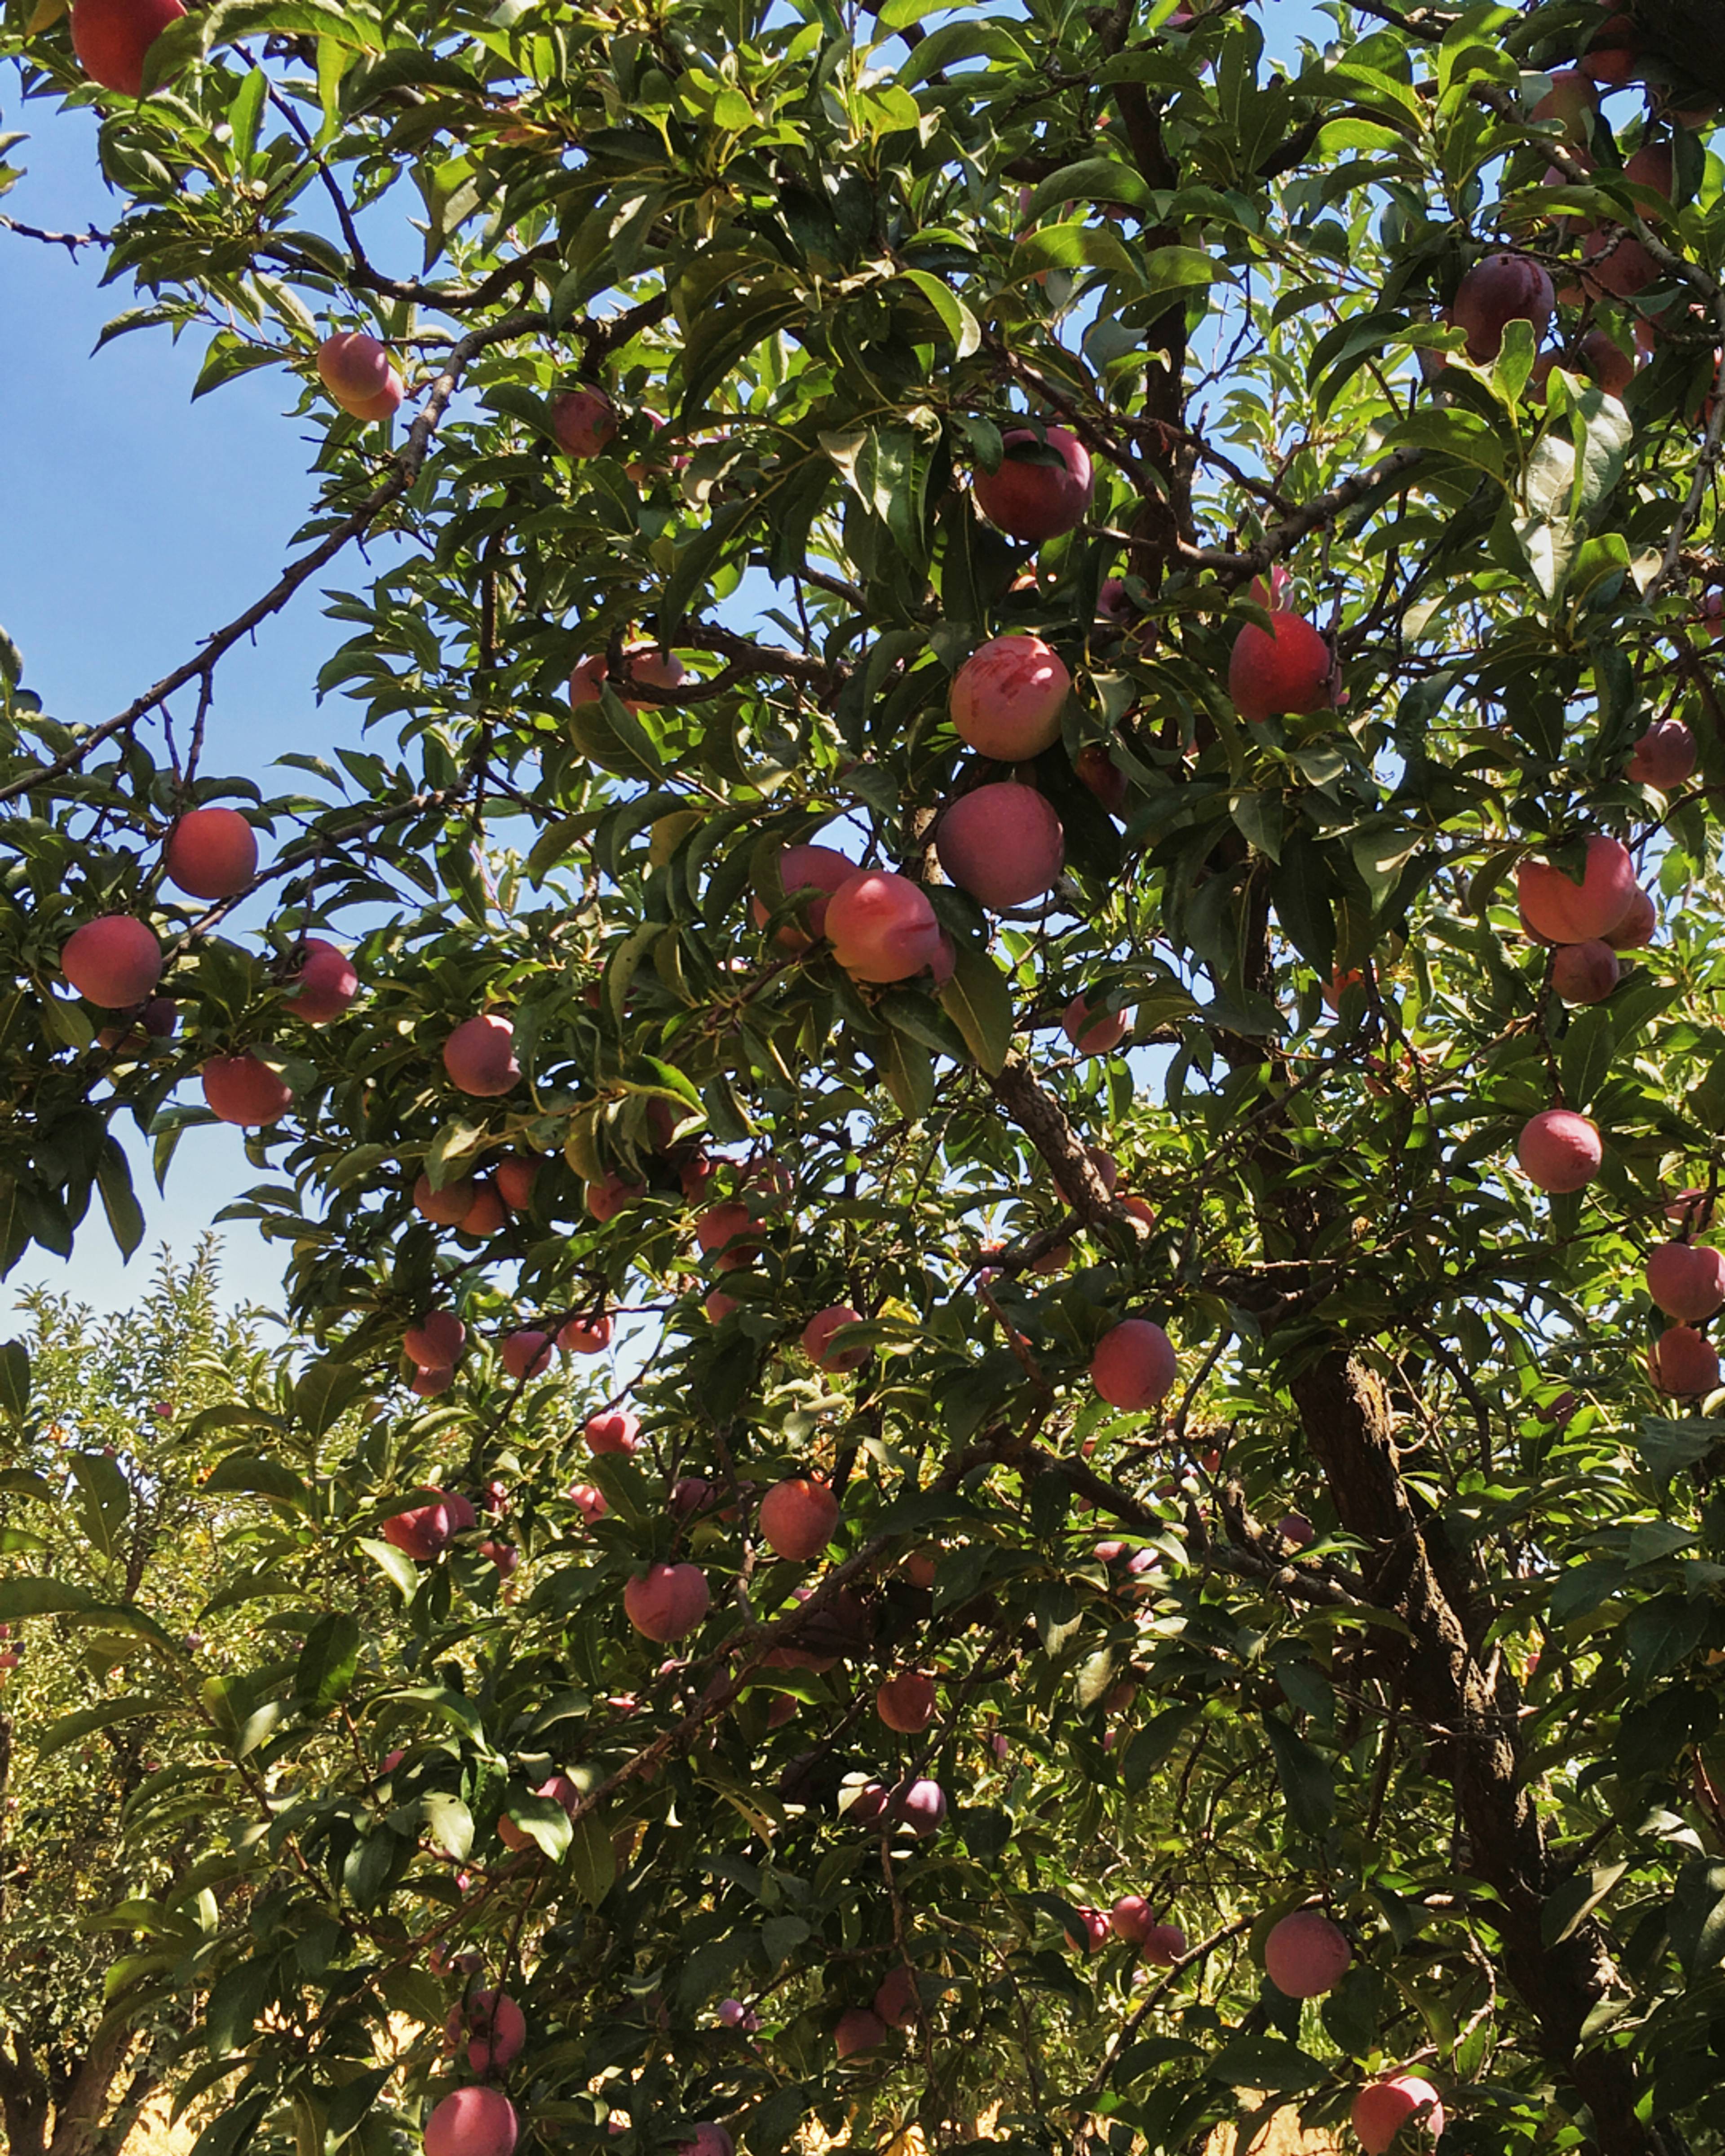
[1263, 1910, 1352, 1998]
[973, 428, 1094, 542]
[803, 1303, 866, 1373]
[1531, 68, 1598, 141]
[444, 1989, 526, 2074]
[1075, 742, 1128, 813]
[936, 783, 1065, 909]
[1065, 1907, 1110, 1953]
[1646, 1243, 1725, 1322]
[825, 870, 943, 982]
[584, 1409, 640, 1454]
[414, 1173, 478, 1227]
[1651, 1325, 1721, 1396]
[753, 844, 858, 948]
[316, 332, 403, 421]
[1516, 1109, 1602, 1193]
[835, 2006, 888, 2059]
[1626, 720, 1695, 789]
[1229, 612, 1333, 724]
[570, 649, 685, 715]
[1517, 836, 1638, 943]
[1351, 2078, 1444, 2156]
[501, 1330, 552, 1379]
[459, 1184, 506, 1238]
[558, 1314, 611, 1355]
[284, 937, 358, 1022]
[1605, 884, 1657, 949]
[61, 915, 163, 1007]
[624, 1562, 710, 1641]
[550, 386, 616, 458]
[873, 1964, 920, 2029]
[163, 808, 258, 900]
[424, 2087, 520, 2156]
[443, 1014, 519, 1096]
[406, 1311, 466, 1368]
[1092, 1319, 1178, 1410]
[950, 634, 1071, 760]
[1110, 1895, 1154, 1946]
[1142, 1922, 1186, 1965]
[202, 1054, 292, 1127]
[71, 0, 186, 93]
[876, 1671, 938, 1732]
[382, 1498, 461, 1561]
[587, 1171, 645, 1223]
[1063, 992, 1130, 1055]
[696, 1201, 759, 1269]
[759, 1477, 839, 1562]
[1451, 253, 1556, 361]
[1550, 940, 1620, 1004]
[495, 1157, 538, 1211]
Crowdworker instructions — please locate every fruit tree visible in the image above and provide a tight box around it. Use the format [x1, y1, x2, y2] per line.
[2, 0, 1725, 2151]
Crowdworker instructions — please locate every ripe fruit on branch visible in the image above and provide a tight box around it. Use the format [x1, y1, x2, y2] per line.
[495, 1157, 538, 1211]
[803, 1304, 866, 1374]
[950, 635, 1071, 760]
[406, 1312, 466, 1369]
[501, 1330, 552, 1379]
[1604, 885, 1656, 950]
[753, 844, 858, 949]
[61, 915, 163, 1007]
[1264, 1910, 1351, 1997]
[283, 938, 359, 1023]
[383, 1490, 475, 1560]
[759, 1476, 839, 1561]
[973, 427, 1093, 542]
[1451, 253, 1555, 361]
[1646, 1242, 1725, 1322]
[1517, 835, 1638, 943]
[1142, 1922, 1186, 1965]
[1532, 330, 1636, 399]
[1650, 1325, 1720, 1396]
[890, 1777, 947, 1834]
[835, 2007, 887, 2058]
[825, 870, 943, 982]
[1075, 742, 1128, 814]
[444, 1015, 519, 1097]
[624, 1563, 710, 1640]
[424, 2086, 519, 2156]
[1110, 1895, 1154, 1946]
[587, 1171, 645, 1223]
[550, 386, 616, 459]
[459, 1184, 505, 1238]
[1065, 1907, 1110, 1953]
[415, 1173, 479, 1227]
[1530, 68, 1599, 141]
[559, 1314, 611, 1355]
[1351, 2077, 1445, 2156]
[70, 0, 185, 94]
[936, 782, 1065, 909]
[1626, 720, 1695, 789]
[1228, 612, 1333, 725]
[570, 649, 686, 715]
[873, 1965, 920, 2030]
[1278, 1511, 1315, 1548]
[445, 1990, 526, 2073]
[1092, 1319, 1178, 1410]
[696, 1202, 761, 1270]
[585, 1409, 640, 1454]
[678, 2127, 734, 2156]
[1063, 992, 1130, 1055]
[568, 1482, 608, 1524]
[163, 807, 257, 900]
[202, 1053, 292, 1127]
[498, 1771, 579, 1850]
[316, 331, 404, 423]
[1515, 1109, 1602, 1194]
[1551, 940, 1619, 1005]
[876, 1670, 937, 1732]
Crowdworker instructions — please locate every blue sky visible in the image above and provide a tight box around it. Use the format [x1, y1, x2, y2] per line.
[2, 2, 1333, 1318]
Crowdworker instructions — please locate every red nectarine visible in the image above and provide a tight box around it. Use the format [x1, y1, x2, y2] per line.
[825, 870, 943, 982]
[950, 634, 1071, 760]
[163, 807, 257, 900]
[443, 1014, 519, 1096]
[202, 1053, 292, 1127]
[936, 782, 1064, 909]
[1515, 1108, 1602, 1193]
[61, 915, 163, 1008]
[973, 427, 1093, 543]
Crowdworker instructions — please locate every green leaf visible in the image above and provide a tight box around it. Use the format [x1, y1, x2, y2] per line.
[876, 1024, 935, 1120]
[95, 1138, 145, 1260]
[1636, 1417, 1725, 1482]
[69, 1451, 129, 1560]
[293, 1611, 360, 1712]
[1542, 1861, 1628, 1948]
[1559, 1004, 1613, 1112]
[0, 1339, 30, 1423]
[896, 270, 980, 358]
[204, 1454, 311, 1506]
[566, 1808, 617, 1904]
[938, 939, 1015, 1076]
[38, 1692, 172, 1758]
[292, 1356, 366, 1439]
[423, 1791, 474, 1861]
[1261, 1712, 1333, 1835]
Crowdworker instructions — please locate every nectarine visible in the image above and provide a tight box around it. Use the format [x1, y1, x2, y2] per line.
[424, 2086, 519, 2156]
[1550, 940, 1619, 1004]
[759, 1476, 839, 1561]
[443, 1015, 519, 1097]
[1646, 1242, 1725, 1322]
[283, 937, 359, 1023]
[1515, 1108, 1601, 1193]
[803, 1304, 866, 1374]
[202, 1053, 292, 1127]
[1517, 836, 1638, 943]
[1229, 611, 1333, 725]
[61, 915, 162, 1008]
[624, 1562, 710, 1640]
[936, 782, 1064, 909]
[973, 427, 1093, 543]
[550, 386, 616, 459]
[1092, 1319, 1177, 1410]
[71, 0, 185, 97]
[1651, 1325, 1720, 1395]
[950, 634, 1071, 760]
[163, 807, 257, 900]
[1351, 2076, 1444, 2156]
[825, 870, 943, 982]
[1264, 1910, 1350, 1998]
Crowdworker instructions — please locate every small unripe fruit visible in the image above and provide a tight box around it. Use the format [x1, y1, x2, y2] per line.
[163, 807, 257, 899]
[1264, 1910, 1351, 1997]
[1646, 1243, 1725, 1322]
[1551, 940, 1619, 1004]
[317, 331, 404, 422]
[1229, 612, 1333, 725]
[61, 915, 162, 1007]
[753, 843, 858, 948]
[424, 2086, 519, 2156]
[202, 1054, 292, 1127]
[936, 783, 1065, 910]
[1451, 253, 1555, 361]
[876, 1670, 937, 1733]
[585, 1409, 640, 1454]
[1517, 835, 1638, 943]
[1063, 992, 1129, 1055]
[1350, 2077, 1444, 2156]
[950, 634, 1071, 760]
[550, 386, 617, 459]
[835, 2006, 888, 2058]
[443, 1014, 519, 1096]
[283, 938, 358, 1023]
[1626, 720, 1695, 789]
[973, 427, 1093, 542]
[1092, 1319, 1178, 1410]
[624, 1562, 710, 1641]
[1651, 1325, 1720, 1396]
[825, 870, 943, 982]
[759, 1476, 839, 1562]
[1515, 1109, 1601, 1194]
[405, 1312, 466, 1369]
[803, 1304, 866, 1374]
[501, 1330, 552, 1380]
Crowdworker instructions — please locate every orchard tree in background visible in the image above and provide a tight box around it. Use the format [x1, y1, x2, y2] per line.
[1, 0, 1724, 2149]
